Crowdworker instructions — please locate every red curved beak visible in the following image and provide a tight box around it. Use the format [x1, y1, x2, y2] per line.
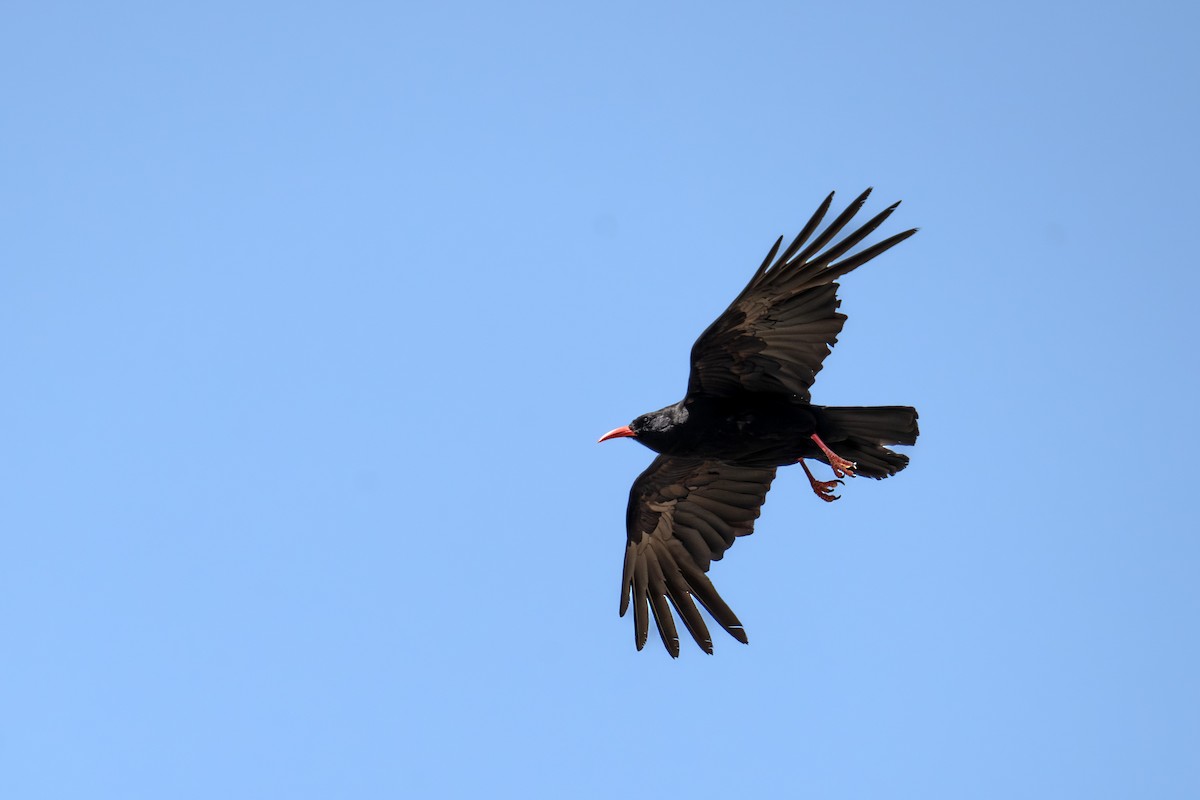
[597, 425, 635, 443]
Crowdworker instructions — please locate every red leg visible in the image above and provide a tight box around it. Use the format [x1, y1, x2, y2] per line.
[809, 433, 857, 479]
[799, 458, 843, 502]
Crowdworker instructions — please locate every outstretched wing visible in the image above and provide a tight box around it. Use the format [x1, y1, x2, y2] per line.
[621, 455, 776, 657]
[687, 188, 916, 402]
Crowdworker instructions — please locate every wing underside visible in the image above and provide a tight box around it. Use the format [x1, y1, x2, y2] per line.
[621, 456, 776, 656]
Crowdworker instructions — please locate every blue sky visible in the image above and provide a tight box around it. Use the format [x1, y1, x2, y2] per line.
[3, 1, 1199, 797]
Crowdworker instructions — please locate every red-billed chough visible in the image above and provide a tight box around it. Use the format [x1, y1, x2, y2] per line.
[599, 189, 919, 657]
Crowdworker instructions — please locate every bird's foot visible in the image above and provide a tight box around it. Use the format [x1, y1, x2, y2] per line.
[809, 433, 857, 479]
[810, 475, 844, 502]
[827, 453, 857, 479]
[799, 459, 844, 502]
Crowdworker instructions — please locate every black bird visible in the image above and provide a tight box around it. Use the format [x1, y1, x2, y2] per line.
[598, 189, 919, 657]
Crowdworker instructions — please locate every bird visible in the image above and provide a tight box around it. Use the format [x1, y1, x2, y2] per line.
[598, 188, 919, 657]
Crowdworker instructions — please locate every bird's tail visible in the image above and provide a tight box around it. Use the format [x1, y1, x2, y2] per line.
[818, 405, 919, 479]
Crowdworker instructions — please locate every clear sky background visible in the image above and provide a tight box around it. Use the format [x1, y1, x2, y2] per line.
[3, 2, 1199, 797]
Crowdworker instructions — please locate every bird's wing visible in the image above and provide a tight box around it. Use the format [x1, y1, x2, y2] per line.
[687, 188, 916, 402]
[621, 455, 776, 656]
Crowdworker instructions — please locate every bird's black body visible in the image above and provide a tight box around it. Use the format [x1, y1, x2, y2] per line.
[600, 189, 920, 657]
[630, 394, 823, 466]
[629, 394, 917, 476]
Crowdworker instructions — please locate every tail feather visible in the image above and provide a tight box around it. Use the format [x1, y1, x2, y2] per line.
[817, 405, 918, 479]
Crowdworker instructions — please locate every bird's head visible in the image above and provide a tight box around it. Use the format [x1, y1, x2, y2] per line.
[598, 406, 687, 451]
